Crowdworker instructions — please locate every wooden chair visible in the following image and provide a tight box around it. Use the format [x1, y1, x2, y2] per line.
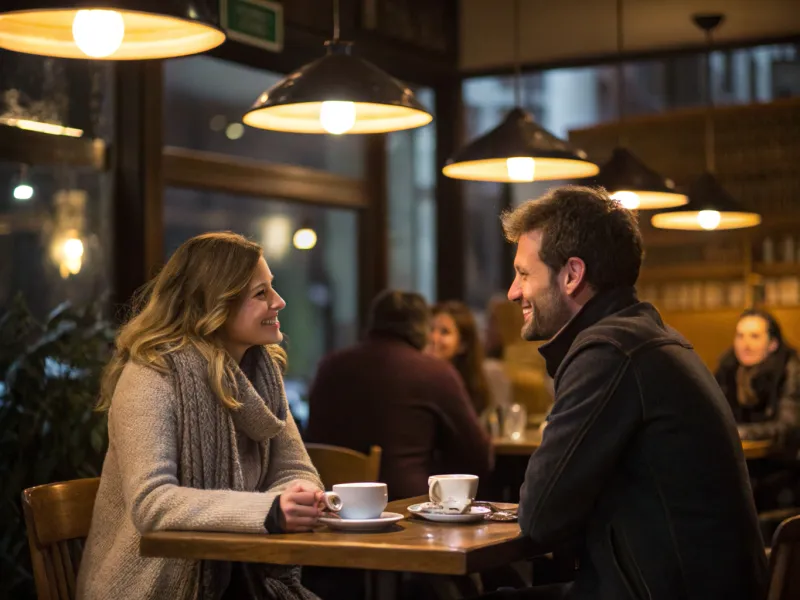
[21, 478, 100, 600]
[305, 444, 382, 488]
[767, 514, 800, 600]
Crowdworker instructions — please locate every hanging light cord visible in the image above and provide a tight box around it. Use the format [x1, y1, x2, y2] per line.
[703, 25, 716, 173]
[615, 0, 626, 146]
[513, 0, 522, 108]
[333, 0, 341, 43]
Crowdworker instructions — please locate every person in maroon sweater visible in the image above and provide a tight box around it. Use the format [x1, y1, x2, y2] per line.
[305, 290, 493, 500]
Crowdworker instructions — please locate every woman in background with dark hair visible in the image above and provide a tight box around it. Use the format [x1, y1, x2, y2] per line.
[427, 301, 492, 416]
[715, 308, 800, 444]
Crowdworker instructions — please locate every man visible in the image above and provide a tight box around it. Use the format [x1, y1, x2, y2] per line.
[486, 186, 768, 600]
[305, 289, 492, 500]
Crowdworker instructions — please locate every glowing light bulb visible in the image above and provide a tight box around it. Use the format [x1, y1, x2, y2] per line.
[72, 10, 125, 58]
[59, 236, 84, 278]
[13, 184, 34, 201]
[611, 191, 641, 210]
[697, 210, 721, 231]
[293, 228, 317, 250]
[506, 157, 535, 182]
[320, 101, 356, 135]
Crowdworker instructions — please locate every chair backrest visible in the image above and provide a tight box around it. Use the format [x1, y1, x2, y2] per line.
[305, 444, 382, 488]
[21, 478, 100, 600]
[768, 514, 800, 600]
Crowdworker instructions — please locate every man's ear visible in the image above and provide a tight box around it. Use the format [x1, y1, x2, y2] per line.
[562, 257, 587, 297]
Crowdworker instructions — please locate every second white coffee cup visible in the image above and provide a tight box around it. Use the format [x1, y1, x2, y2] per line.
[322, 482, 388, 520]
[428, 474, 479, 512]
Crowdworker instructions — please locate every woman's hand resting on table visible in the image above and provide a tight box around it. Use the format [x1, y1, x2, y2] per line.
[279, 481, 324, 533]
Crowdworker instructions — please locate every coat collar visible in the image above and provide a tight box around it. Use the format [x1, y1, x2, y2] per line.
[539, 286, 639, 378]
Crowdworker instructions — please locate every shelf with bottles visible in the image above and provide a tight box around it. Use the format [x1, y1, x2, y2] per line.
[638, 280, 749, 312]
[638, 264, 746, 284]
[639, 275, 800, 312]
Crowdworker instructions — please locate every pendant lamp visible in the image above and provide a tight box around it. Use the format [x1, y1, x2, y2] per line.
[651, 15, 760, 231]
[243, 0, 432, 135]
[442, 0, 598, 183]
[590, 0, 687, 210]
[0, 1, 225, 60]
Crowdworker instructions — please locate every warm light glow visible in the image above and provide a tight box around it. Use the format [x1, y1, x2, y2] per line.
[13, 184, 34, 201]
[262, 216, 292, 260]
[53, 233, 84, 278]
[506, 157, 535, 182]
[697, 210, 721, 230]
[72, 10, 125, 58]
[64, 237, 84, 261]
[651, 210, 761, 231]
[244, 101, 432, 134]
[611, 191, 641, 210]
[611, 190, 688, 210]
[319, 101, 357, 135]
[0, 10, 225, 60]
[442, 157, 599, 182]
[293, 228, 317, 250]
[225, 122, 245, 140]
[0, 116, 83, 138]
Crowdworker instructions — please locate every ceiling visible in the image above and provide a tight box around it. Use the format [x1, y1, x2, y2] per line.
[460, 0, 800, 72]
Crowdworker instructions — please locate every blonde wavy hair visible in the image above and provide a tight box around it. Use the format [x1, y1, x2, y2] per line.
[98, 231, 287, 411]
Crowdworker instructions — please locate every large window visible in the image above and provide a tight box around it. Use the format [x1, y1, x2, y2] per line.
[461, 42, 800, 311]
[164, 188, 359, 384]
[162, 56, 368, 425]
[163, 56, 365, 179]
[386, 87, 436, 301]
[0, 51, 113, 318]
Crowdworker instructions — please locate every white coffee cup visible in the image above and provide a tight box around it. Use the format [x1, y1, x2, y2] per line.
[428, 474, 479, 513]
[322, 482, 388, 520]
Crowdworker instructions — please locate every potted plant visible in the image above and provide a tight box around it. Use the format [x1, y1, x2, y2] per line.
[0, 295, 113, 598]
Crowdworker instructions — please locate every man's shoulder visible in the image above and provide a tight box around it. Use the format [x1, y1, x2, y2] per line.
[573, 302, 692, 358]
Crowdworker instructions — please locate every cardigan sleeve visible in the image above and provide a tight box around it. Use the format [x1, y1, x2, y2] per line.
[109, 362, 279, 535]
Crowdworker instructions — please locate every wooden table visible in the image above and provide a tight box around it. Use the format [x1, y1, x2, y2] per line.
[741, 439, 775, 460]
[141, 495, 533, 598]
[493, 430, 543, 456]
[493, 430, 774, 460]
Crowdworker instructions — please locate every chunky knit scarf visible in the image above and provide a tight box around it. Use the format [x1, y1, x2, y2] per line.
[168, 345, 319, 600]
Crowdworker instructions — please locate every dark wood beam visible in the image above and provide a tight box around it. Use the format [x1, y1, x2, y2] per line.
[112, 61, 164, 318]
[163, 147, 368, 209]
[358, 134, 389, 328]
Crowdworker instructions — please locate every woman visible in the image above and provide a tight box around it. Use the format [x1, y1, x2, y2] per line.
[427, 301, 492, 416]
[77, 232, 323, 600]
[715, 308, 800, 443]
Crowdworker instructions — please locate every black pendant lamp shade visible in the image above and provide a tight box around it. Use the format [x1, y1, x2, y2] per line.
[0, 0, 225, 60]
[244, 41, 432, 134]
[651, 172, 761, 230]
[591, 148, 688, 210]
[442, 107, 599, 182]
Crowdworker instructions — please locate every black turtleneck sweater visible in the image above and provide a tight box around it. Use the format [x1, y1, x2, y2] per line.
[518, 286, 768, 600]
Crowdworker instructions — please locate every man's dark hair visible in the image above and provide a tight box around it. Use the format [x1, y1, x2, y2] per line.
[367, 290, 430, 350]
[501, 185, 643, 290]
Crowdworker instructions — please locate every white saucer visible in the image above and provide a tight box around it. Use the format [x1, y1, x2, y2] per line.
[319, 511, 404, 532]
[407, 503, 492, 523]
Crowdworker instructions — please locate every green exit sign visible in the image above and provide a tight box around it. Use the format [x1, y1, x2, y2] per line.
[220, 0, 284, 52]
